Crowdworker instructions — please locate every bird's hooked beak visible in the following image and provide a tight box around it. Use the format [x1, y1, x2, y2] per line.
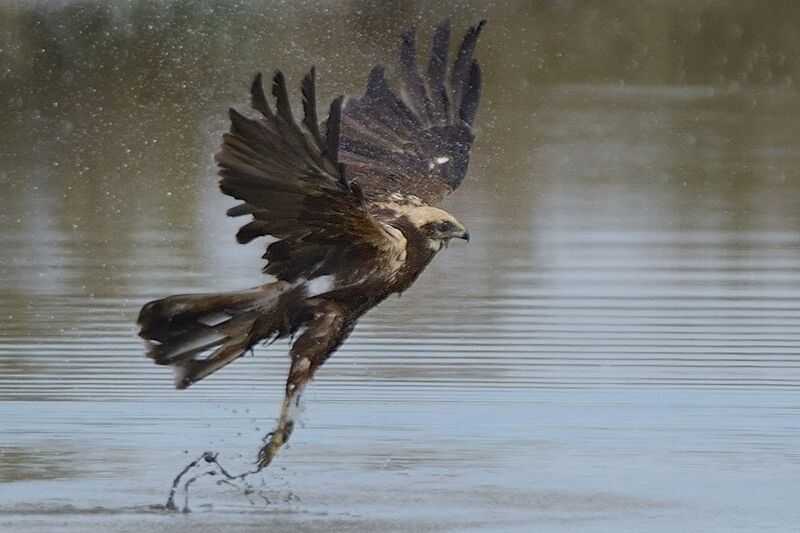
[431, 219, 470, 248]
[447, 227, 470, 246]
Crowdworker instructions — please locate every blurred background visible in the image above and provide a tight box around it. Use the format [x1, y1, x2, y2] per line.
[1, 1, 799, 531]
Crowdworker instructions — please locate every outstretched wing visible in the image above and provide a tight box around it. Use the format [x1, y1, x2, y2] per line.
[340, 19, 485, 206]
[217, 69, 402, 282]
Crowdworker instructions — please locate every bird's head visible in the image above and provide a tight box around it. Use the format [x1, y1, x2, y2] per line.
[403, 206, 470, 251]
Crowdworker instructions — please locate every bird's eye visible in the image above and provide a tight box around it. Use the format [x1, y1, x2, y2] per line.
[437, 221, 454, 232]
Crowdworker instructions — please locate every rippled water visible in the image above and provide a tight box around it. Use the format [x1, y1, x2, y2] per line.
[2, 1, 800, 531]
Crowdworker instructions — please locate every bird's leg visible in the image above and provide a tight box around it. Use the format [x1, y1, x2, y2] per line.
[256, 373, 308, 469]
[256, 391, 298, 469]
[256, 303, 347, 469]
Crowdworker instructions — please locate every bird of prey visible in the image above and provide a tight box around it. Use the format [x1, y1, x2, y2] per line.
[138, 19, 485, 469]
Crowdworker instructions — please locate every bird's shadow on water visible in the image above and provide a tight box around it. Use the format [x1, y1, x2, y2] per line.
[151, 450, 300, 514]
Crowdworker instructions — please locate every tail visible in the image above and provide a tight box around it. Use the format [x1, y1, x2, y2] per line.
[137, 281, 307, 389]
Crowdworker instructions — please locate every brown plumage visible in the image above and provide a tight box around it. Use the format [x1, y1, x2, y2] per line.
[137, 19, 485, 469]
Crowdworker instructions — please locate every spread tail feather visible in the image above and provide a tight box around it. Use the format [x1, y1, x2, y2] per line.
[137, 281, 302, 389]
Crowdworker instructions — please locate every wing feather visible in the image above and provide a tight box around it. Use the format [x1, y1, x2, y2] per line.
[216, 70, 401, 281]
[459, 60, 482, 126]
[340, 19, 486, 205]
[451, 19, 486, 118]
[398, 25, 434, 125]
[301, 67, 323, 147]
[426, 18, 451, 123]
[249, 72, 274, 119]
[325, 95, 344, 167]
